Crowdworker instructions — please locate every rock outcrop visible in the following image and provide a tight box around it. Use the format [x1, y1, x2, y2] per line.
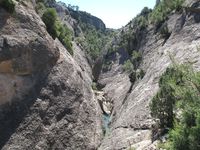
[0, 1, 102, 149]
[1, 0, 200, 150]
[98, 0, 200, 149]
[0, 0, 59, 105]
[69, 10, 106, 31]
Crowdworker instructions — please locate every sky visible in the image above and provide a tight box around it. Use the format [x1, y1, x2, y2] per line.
[56, 0, 156, 29]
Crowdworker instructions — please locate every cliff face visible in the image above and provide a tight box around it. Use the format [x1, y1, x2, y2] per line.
[1, 0, 200, 150]
[98, 0, 200, 149]
[69, 10, 106, 31]
[0, 1, 59, 105]
[56, 1, 106, 32]
[0, 0, 102, 149]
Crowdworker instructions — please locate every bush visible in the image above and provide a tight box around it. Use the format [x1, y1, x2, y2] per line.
[149, 0, 184, 26]
[129, 71, 136, 83]
[170, 124, 189, 150]
[102, 60, 112, 72]
[123, 60, 134, 72]
[58, 24, 73, 55]
[160, 24, 171, 39]
[35, 2, 46, 15]
[137, 69, 145, 79]
[140, 7, 152, 17]
[92, 82, 97, 90]
[136, 16, 148, 29]
[130, 7, 151, 30]
[88, 29, 104, 59]
[107, 45, 118, 54]
[42, 8, 59, 39]
[78, 23, 107, 60]
[150, 63, 200, 149]
[0, 0, 15, 13]
[150, 67, 184, 128]
[131, 51, 142, 68]
[42, 8, 73, 55]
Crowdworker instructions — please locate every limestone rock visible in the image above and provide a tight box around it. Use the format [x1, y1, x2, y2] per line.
[0, 1, 59, 105]
[0, 1, 102, 149]
[98, 1, 200, 149]
[1, 0, 200, 149]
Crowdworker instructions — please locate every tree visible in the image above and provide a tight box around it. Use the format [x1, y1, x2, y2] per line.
[42, 8, 58, 39]
[151, 64, 200, 149]
[0, 0, 15, 13]
[150, 67, 184, 128]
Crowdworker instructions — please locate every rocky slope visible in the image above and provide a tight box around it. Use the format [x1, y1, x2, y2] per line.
[98, 0, 200, 149]
[56, 1, 106, 32]
[1, 0, 200, 150]
[0, 0, 102, 149]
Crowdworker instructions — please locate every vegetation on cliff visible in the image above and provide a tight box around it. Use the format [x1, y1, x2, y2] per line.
[150, 62, 200, 150]
[35, 1, 73, 55]
[42, 8, 73, 55]
[103, 0, 185, 87]
[0, 0, 15, 13]
[37, 0, 110, 61]
[42, 8, 58, 39]
[149, 0, 184, 26]
[76, 23, 109, 60]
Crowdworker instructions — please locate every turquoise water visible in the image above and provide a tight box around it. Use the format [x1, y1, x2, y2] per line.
[103, 114, 110, 135]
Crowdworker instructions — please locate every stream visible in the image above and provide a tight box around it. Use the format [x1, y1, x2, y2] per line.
[103, 113, 111, 135]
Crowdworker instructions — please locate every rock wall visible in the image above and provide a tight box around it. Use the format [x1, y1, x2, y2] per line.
[0, 0, 59, 105]
[1, 0, 200, 149]
[98, 1, 200, 149]
[0, 1, 102, 149]
[69, 10, 106, 31]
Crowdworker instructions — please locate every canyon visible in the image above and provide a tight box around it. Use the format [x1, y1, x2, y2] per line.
[0, 0, 200, 149]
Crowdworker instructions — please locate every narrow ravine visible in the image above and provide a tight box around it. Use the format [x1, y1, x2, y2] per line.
[93, 89, 113, 136]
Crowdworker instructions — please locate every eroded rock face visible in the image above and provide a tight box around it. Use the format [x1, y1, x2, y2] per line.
[0, 1, 102, 149]
[1, 0, 200, 149]
[69, 9, 106, 31]
[98, 1, 200, 149]
[1, 39, 102, 150]
[0, 1, 59, 105]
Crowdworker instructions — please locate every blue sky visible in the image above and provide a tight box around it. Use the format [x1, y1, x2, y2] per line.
[56, 0, 156, 29]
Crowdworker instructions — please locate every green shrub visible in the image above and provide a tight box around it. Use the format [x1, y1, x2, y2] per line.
[102, 60, 112, 72]
[131, 51, 142, 68]
[160, 24, 171, 39]
[136, 16, 148, 29]
[150, 83, 175, 128]
[170, 124, 189, 150]
[89, 39, 103, 59]
[132, 51, 142, 62]
[129, 71, 136, 83]
[137, 69, 145, 79]
[0, 0, 15, 13]
[78, 23, 108, 60]
[123, 60, 134, 72]
[35, 2, 46, 15]
[149, 0, 184, 26]
[150, 67, 184, 128]
[107, 45, 118, 54]
[119, 31, 130, 51]
[188, 113, 200, 150]
[128, 147, 136, 150]
[42, 8, 59, 39]
[130, 7, 151, 30]
[42, 8, 73, 55]
[92, 82, 97, 90]
[150, 63, 200, 149]
[140, 7, 152, 17]
[58, 24, 73, 55]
